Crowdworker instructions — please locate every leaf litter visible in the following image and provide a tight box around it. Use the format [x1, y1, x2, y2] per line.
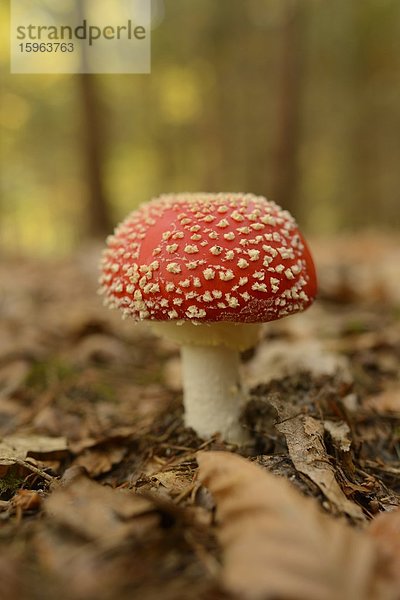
[0, 236, 399, 599]
[197, 451, 398, 600]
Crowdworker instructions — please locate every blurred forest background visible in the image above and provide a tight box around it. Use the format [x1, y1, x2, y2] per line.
[1, 0, 400, 257]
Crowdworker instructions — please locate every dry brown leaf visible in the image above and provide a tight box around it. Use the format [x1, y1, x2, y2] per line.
[369, 509, 400, 588]
[269, 395, 364, 520]
[72, 333, 129, 365]
[0, 434, 68, 475]
[45, 470, 158, 548]
[0, 557, 21, 600]
[0, 359, 30, 397]
[324, 420, 352, 453]
[197, 451, 397, 600]
[0, 434, 68, 461]
[151, 469, 194, 498]
[246, 339, 352, 386]
[11, 489, 42, 512]
[73, 445, 127, 476]
[365, 386, 400, 413]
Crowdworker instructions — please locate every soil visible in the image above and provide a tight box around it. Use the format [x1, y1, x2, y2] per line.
[0, 235, 399, 600]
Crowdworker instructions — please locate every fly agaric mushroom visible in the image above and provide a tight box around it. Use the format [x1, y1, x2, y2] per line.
[99, 193, 317, 443]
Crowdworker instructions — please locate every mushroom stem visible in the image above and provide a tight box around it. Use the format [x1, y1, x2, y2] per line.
[180, 344, 247, 444]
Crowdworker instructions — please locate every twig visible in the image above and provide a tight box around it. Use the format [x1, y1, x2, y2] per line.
[0, 458, 56, 483]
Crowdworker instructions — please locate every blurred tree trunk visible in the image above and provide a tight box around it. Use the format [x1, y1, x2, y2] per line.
[78, 74, 113, 239]
[199, 3, 239, 192]
[347, 3, 378, 229]
[271, 0, 304, 216]
[75, 0, 112, 238]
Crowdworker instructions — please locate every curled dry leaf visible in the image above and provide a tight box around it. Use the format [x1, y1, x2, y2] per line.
[0, 434, 68, 461]
[268, 395, 364, 520]
[11, 489, 42, 513]
[324, 420, 352, 453]
[197, 451, 397, 600]
[0, 434, 68, 476]
[73, 445, 127, 477]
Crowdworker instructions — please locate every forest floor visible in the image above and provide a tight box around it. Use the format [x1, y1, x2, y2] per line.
[0, 233, 399, 600]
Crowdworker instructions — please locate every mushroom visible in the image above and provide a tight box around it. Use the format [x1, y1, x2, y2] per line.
[99, 193, 317, 443]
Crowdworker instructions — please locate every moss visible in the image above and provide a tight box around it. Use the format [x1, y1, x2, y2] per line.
[26, 359, 76, 391]
[0, 472, 24, 499]
[342, 319, 370, 335]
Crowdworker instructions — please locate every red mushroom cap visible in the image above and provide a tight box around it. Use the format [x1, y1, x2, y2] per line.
[99, 193, 317, 324]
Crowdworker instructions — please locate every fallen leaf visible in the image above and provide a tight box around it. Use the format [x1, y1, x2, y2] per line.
[369, 509, 400, 588]
[324, 420, 352, 453]
[0, 434, 68, 476]
[197, 451, 397, 600]
[0, 359, 30, 397]
[11, 489, 42, 512]
[365, 386, 400, 413]
[246, 339, 352, 387]
[45, 470, 158, 548]
[35, 467, 186, 600]
[0, 557, 21, 599]
[151, 469, 194, 499]
[0, 434, 68, 461]
[73, 445, 127, 477]
[268, 395, 364, 520]
[72, 333, 129, 366]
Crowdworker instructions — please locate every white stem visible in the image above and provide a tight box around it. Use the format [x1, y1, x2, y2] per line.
[181, 344, 247, 443]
